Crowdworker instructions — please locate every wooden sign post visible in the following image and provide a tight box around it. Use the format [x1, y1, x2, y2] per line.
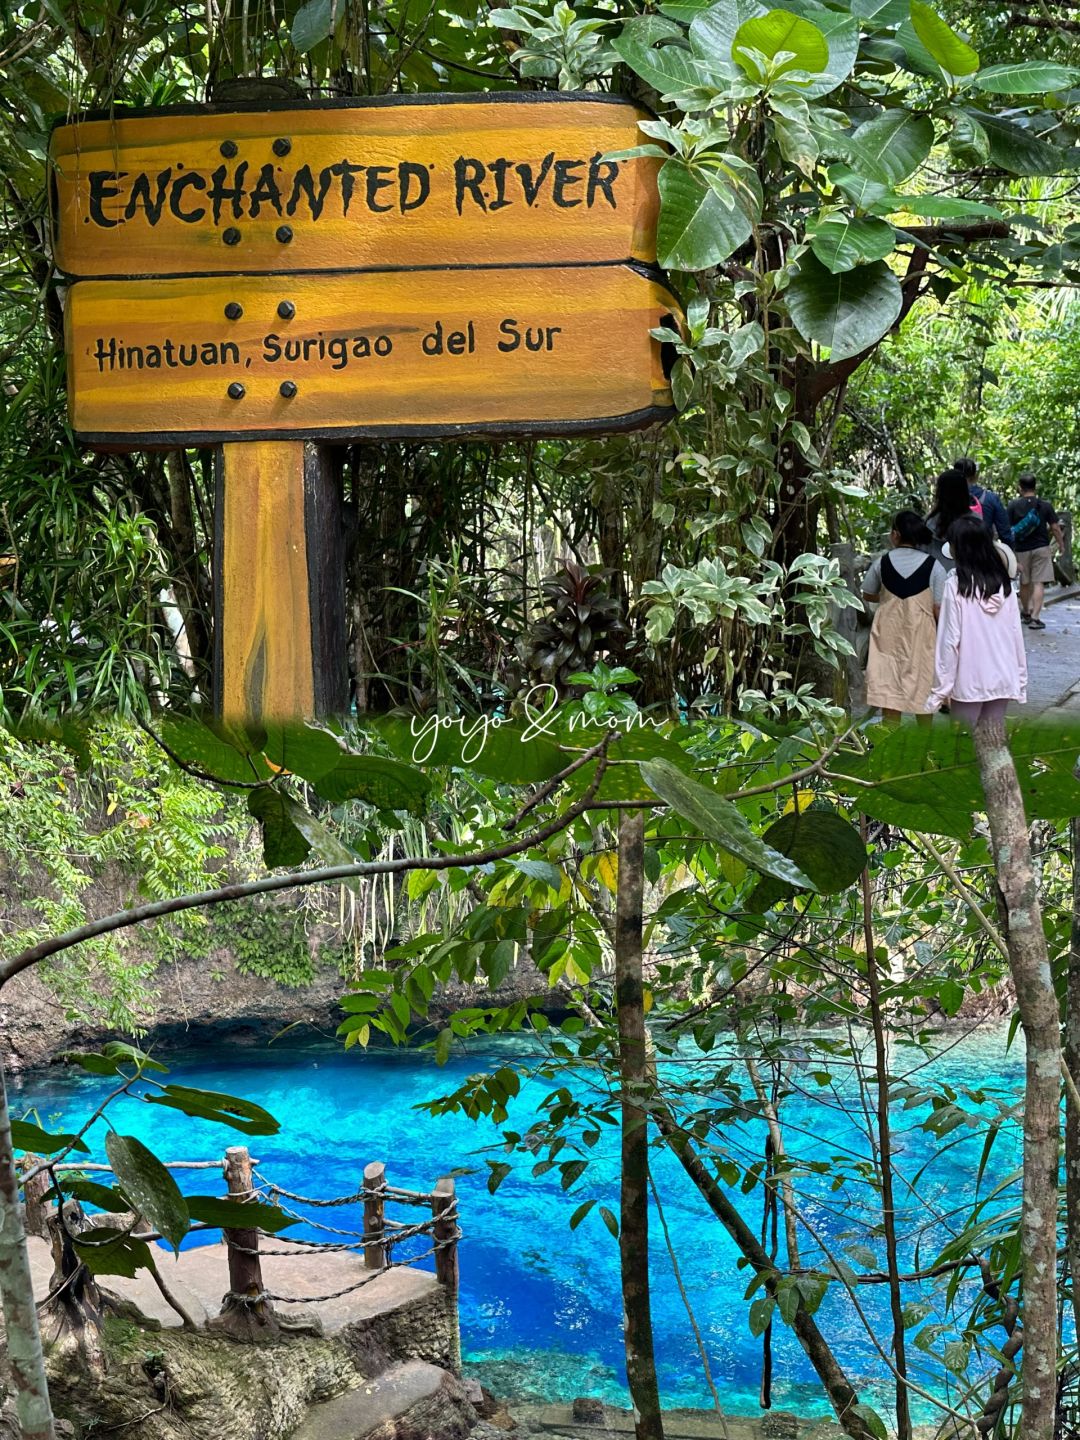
[50, 94, 677, 721]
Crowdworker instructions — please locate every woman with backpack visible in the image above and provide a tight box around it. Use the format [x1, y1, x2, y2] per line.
[926, 514, 1027, 726]
[863, 511, 947, 723]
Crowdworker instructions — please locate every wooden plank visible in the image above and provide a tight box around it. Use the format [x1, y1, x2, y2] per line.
[50, 94, 660, 278]
[212, 440, 346, 721]
[66, 265, 679, 445]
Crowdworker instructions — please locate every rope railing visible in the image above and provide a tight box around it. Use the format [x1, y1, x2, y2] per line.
[34, 1147, 462, 1336]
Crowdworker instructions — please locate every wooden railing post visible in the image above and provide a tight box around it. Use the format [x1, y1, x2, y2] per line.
[432, 1175, 461, 1372]
[363, 1161, 387, 1270]
[212, 1145, 276, 1339]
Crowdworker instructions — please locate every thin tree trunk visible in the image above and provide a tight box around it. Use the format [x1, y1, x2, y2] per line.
[745, 1058, 801, 1268]
[654, 1102, 876, 1440]
[972, 718, 1059, 1440]
[615, 810, 664, 1440]
[0, 1052, 57, 1440]
[860, 853, 912, 1440]
[1066, 817, 1080, 1346]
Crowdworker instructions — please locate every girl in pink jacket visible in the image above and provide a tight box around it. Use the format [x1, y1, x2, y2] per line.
[926, 514, 1027, 726]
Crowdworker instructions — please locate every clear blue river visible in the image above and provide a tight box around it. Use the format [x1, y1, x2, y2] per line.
[11, 1026, 1023, 1423]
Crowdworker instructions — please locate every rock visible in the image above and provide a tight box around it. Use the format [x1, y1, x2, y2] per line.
[291, 1361, 473, 1439]
[571, 1396, 605, 1424]
[761, 1413, 799, 1438]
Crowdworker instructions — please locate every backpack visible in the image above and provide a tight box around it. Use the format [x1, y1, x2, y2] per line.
[1012, 499, 1042, 543]
[968, 493, 983, 521]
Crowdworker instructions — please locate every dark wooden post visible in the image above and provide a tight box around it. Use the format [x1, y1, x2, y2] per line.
[21, 1158, 51, 1240]
[432, 1175, 461, 1372]
[212, 440, 347, 722]
[212, 1145, 276, 1338]
[362, 1161, 386, 1271]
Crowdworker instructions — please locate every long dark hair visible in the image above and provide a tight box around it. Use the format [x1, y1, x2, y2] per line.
[893, 510, 933, 546]
[929, 468, 973, 534]
[948, 514, 1011, 600]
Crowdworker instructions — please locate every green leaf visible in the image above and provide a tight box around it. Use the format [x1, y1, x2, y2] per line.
[847, 111, 934, 187]
[787, 253, 902, 361]
[185, 1196, 298, 1233]
[732, 10, 829, 79]
[599, 1205, 620, 1238]
[979, 112, 1072, 176]
[61, 1045, 167, 1077]
[775, 2, 859, 97]
[374, 715, 566, 786]
[510, 858, 564, 894]
[247, 787, 310, 869]
[687, 0, 767, 75]
[852, 0, 909, 22]
[314, 754, 430, 812]
[748, 808, 867, 911]
[11, 1121, 88, 1157]
[292, 0, 334, 52]
[657, 160, 753, 270]
[73, 1229, 154, 1279]
[828, 164, 890, 211]
[639, 758, 815, 889]
[748, 1295, 775, 1336]
[104, 1133, 189, 1252]
[888, 193, 1001, 220]
[851, 1404, 889, 1440]
[614, 16, 719, 93]
[947, 109, 990, 167]
[808, 214, 895, 273]
[144, 1085, 280, 1136]
[909, 1, 978, 76]
[159, 718, 273, 784]
[570, 1199, 596, 1230]
[976, 61, 1078, 94]
[61, 1179, 129, 1213]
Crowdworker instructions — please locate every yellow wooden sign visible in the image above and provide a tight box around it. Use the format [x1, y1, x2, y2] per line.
[50, 95, 660, 277]
[65, 266, 678, 444]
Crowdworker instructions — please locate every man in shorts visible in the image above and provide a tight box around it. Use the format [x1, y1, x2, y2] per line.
[1007, 473, 1064, 630]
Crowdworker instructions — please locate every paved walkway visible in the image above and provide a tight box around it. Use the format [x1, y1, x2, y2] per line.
[1024, 586, 1080, 715]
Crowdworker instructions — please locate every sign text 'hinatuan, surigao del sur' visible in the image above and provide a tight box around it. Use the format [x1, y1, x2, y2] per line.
[50, 94, 677, 443]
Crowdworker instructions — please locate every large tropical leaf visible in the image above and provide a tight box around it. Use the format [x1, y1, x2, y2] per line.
[732, 10, 829, 79]
[808, 214, 896, 273]
[143, 1084, 281, 1136]
[748, 808, 868, 911]
[846, 111, 934, 187]
[638, 758, 815, 888]
[613, 15, 718, 93]
[978, 113, 1075, 176]
[975, 62, 1078, 95]
[787, 253, 902, 361]
[772, 0, 859, 95]
[688, 0, 768, 72]
[908, 1, 978, 77]
[104, 1133, 189, 1253]
[657, 160, 754, 269]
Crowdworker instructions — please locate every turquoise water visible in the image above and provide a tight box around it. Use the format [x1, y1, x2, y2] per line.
[12, 1026, 1023, 1421]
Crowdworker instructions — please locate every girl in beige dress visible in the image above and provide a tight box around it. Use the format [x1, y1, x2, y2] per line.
[862, 511, 947, 723]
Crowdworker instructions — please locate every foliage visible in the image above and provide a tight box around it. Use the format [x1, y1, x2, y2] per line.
[0, 722, 255, 1029]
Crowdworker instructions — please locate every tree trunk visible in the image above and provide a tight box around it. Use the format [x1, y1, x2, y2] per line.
[972, 717, 1059, 1440]
[860, 853, 912, 1440]
[654, 1102, 876, 1440]
[0, 1053, 57, 1440]
[1066, 817, 1080, 1346]
[615, 810, 664, 1440]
